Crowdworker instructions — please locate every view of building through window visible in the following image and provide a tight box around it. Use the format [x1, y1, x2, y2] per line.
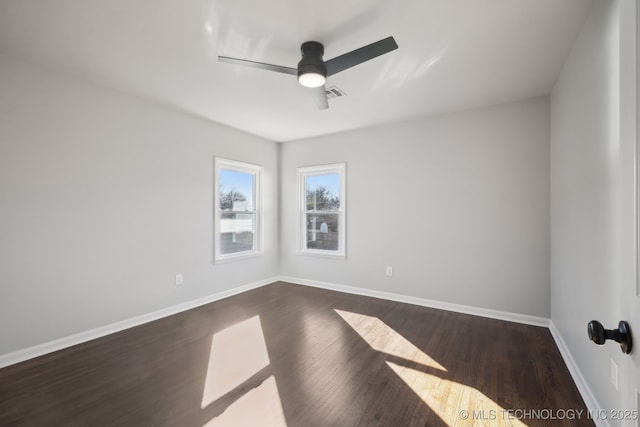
[305, 173, 340, 251]
[215, 158, 261, 261]
[298, 163, 345, 257]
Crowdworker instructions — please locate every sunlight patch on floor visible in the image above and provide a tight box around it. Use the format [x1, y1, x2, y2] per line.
[203, 376, 287, 427]
[335, 308, 524, 426]
[334, 309, 446, 371]
[201, 316, 271, 408]
[387, 361, 527, 427]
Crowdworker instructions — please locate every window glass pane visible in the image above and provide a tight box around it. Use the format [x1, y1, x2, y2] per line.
[219, 169, 254, 211]
[306, 174, 340, 211]
[297, 163, 345, 257]
[305, 213, 339, 251]
[220, 212, 256, 255]
[215, 158, 262, 262]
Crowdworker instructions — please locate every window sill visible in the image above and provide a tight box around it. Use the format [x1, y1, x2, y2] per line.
[296, 250, 345, 259]
[215, 251, 264, 264]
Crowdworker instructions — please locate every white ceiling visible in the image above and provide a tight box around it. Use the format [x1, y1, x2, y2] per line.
[0, 0, 593, 142]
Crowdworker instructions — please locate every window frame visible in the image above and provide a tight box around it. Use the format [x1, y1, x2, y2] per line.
[214, 157, 263, 263]
[296, 163, 346, 258]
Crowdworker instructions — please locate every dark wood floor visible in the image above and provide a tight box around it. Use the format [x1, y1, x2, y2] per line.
[0, 282, 592, 426]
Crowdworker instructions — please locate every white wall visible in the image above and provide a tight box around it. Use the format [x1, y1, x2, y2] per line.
[550, 0, 636, 420]
[280, 97, 550, 317]
[0, 53, 279, 356]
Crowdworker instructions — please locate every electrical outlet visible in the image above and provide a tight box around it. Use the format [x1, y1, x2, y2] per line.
[175, 273, 184, 286]
[386, 266, 393, 277]
[610, 359, 618, 391]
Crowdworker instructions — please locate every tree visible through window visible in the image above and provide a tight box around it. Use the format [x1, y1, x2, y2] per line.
[215, 158, 262, 262]
[298, 163, 346, 257]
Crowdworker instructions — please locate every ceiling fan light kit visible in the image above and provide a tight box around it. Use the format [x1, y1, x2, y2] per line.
[219, 36, 398, 109]
[298, 72, 326, 88]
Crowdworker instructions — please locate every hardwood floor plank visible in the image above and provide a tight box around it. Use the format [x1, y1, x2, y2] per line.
[0, 282, 592, 426]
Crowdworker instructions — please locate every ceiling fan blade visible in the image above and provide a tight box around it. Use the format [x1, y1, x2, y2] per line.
[309, 86, 329, 110]
[325, 36, 398, 77]
[218, 56, 298, 76]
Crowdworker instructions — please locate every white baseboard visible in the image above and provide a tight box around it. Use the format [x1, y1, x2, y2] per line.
[0, 277, 278, 369]
[548, 321, 610, 427]
[279, 276, 550, 327]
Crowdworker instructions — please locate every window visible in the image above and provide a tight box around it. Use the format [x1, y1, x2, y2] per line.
[215, 158, 262, 262]
[297, 163, 346, 257]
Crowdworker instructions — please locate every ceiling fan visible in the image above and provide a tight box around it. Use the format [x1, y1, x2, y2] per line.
[218, 36, 398, 110]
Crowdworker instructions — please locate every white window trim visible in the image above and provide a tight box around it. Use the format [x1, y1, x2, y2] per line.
[296, 163, 346, 258]
[214, 157, 263, 263]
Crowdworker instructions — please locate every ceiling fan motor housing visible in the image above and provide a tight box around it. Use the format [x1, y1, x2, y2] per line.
[298, 41, 327, 78]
